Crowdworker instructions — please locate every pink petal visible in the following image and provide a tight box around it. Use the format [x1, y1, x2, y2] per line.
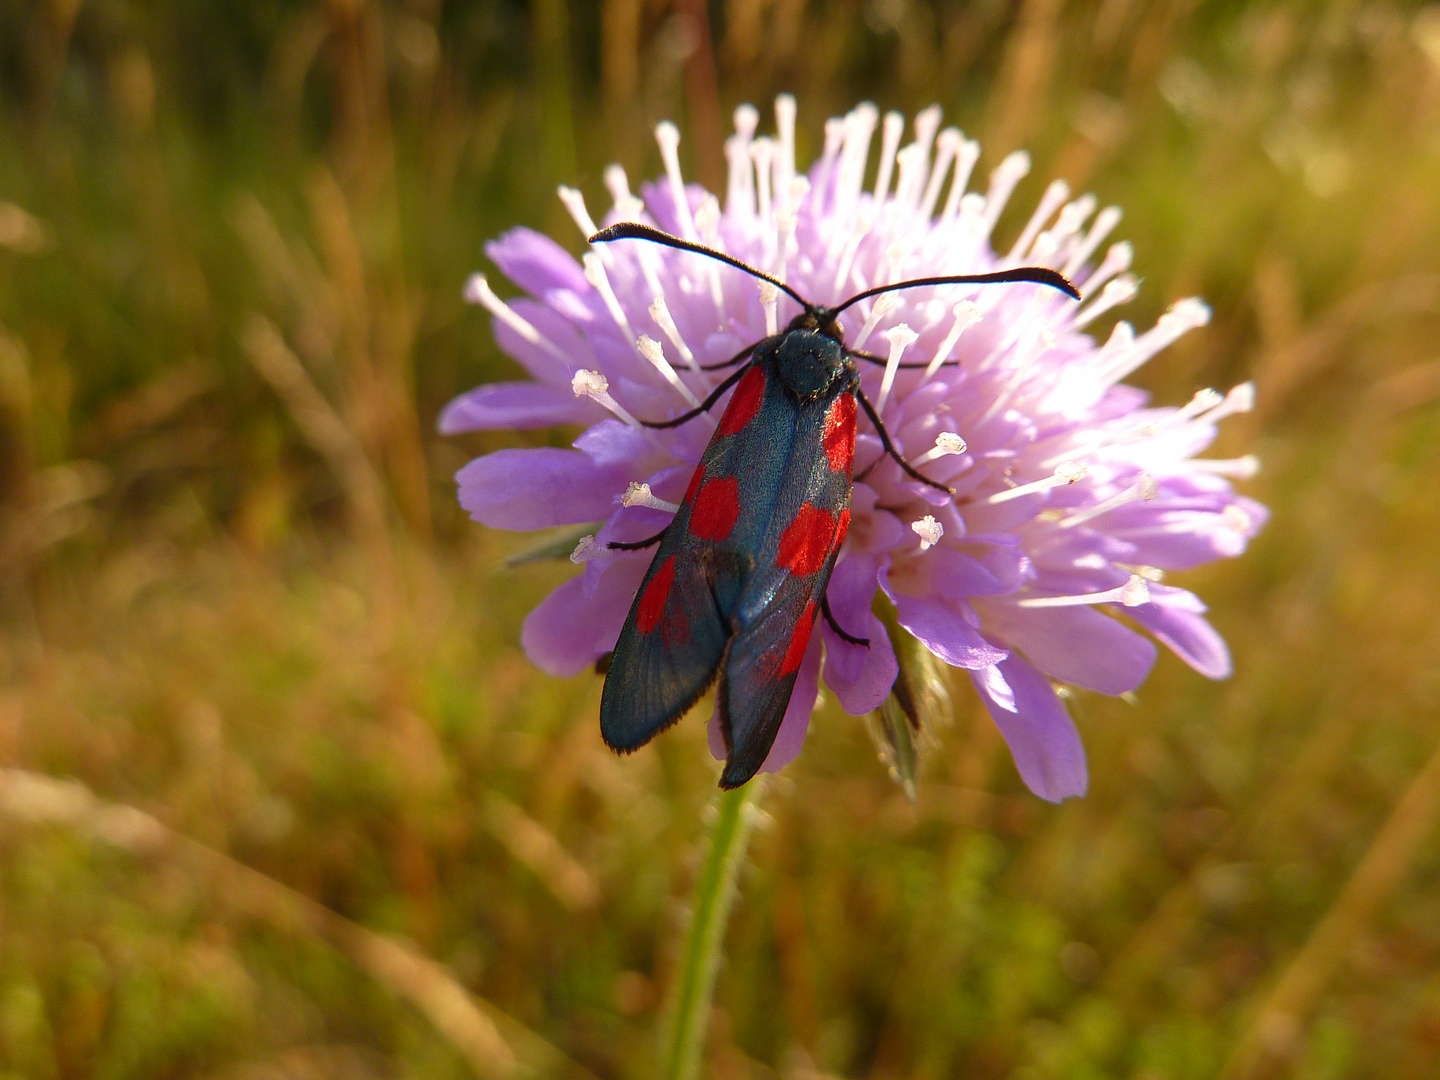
[438, 382, 598, 433]
[821, 554, 898, 715]
[456, 448, 627, 529]
[971, 656, 1087, 802]
[521, 557, 648, 676]
[979, 603, 1157, 695]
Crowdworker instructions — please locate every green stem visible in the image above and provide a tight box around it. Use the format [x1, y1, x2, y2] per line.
[662, 781, 764, 1080]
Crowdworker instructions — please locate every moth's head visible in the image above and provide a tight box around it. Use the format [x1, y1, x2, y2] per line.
[786, 306, 843, 343]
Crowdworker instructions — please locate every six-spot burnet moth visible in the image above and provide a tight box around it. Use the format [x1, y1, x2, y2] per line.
[590, 221, 1080, 788]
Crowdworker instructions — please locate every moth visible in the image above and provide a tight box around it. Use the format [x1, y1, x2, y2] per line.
[590, 222, 1078, 787]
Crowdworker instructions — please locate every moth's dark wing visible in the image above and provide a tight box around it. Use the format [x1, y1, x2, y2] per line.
[716, 573, 827, 788]
[599, 546, 734, 752]
[715, 378, 857, 788]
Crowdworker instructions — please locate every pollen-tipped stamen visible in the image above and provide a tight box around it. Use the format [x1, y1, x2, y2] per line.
[1058, 473, 1158, 529]
[464, 273, 573, 369]
[637, 335, 704, 411]
[983, 461, 1088, 505]
[922, 302, 983, 381]
[1016, 574, 1152, 608]
[621, 481, 681, 513]
[912, 431, 968, 465]
[911, 515, 944, 550]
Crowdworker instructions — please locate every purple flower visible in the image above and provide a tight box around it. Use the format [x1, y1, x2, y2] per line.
[446, 99, 1267, 801]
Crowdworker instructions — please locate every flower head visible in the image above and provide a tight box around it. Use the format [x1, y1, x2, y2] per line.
[445, 97, 1267, 801]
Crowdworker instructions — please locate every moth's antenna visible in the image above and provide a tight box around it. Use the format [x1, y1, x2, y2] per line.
[832, 267, 1080, 316]
[590, 222, 814, 312]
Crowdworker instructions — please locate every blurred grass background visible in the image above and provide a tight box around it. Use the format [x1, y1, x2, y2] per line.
[2, 0, 1440, 1077]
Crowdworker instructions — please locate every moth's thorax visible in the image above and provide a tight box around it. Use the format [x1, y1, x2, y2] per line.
[762, 329, 848, 401]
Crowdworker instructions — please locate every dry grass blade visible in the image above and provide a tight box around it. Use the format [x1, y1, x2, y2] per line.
[240, 313, 388, 537]
[0, 767, 595, 1080]
[1218, 738, 1440, 1080]
[482, 792, 599, 911]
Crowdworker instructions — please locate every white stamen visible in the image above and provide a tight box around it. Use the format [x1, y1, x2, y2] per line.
[775, 94, 797, 191]
[873, 111, 905, 202]
[1099, 320, 1135, 360]
[913, 431, 968, 465]
[1176, 387, 1226, 421]
[1062, 206, 1121, 278]
[649, 295, 703, 379]
[603, 164, 631, 207]
[922, 301, 983, 380]
[1117, 563, 1166, 582]
[852, 293, 899, 350]
[726, 104, 759, 218]
[1197, 381, 1255, 424]
[983, 461, 1087, 505]
[911, 515, 944, 550]
[1048, 194, 1097, 248]
[832, 205, 875, 293]
[982, 151, 1031, 240]
[557, 186, 599, 241]
[1058, 472, 1158, 529]
[820, 117, 846, 176]
[774, 205, 797, 282]
[694, 195, 721, 242]
[837, 104, 880, 210]
[919, 128, 962, 219]
[882, 240, 909, 286]
[893, 144, 926, 209]
[572, 369, 643, 431]
[694, 194, 726, 313]
[570, 534, 607, 564]
[1222, 503, 1255, 533]
[941, 139, 981, 222]
[1099, 299, 1211, 387]
[1188, 455, 1261, 479]
[583, 253, 635, 342]
[956, 192, 987, 240]
[751, 137, 774, 225]
[655, 121, 697, 239]
[1071, 275, 1138, 330]
[759, 280, 779, 336]
[1017, 574, 1151, 608]
[912, 104, 943, 175]
[621, 481, 680, 513]
[734, 103, 759, 139]
[1082, 241, 1133, 294]
[1008, 179, 1069, 261]
[464, 273, 572, 368]
[603, 164, 645, 222]
[876, 323, 918, 413]
[637, 334, 702, 408]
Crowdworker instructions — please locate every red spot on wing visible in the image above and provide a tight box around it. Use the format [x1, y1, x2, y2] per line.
[823, 394, 857, 474]
[779, 601, 817, 675]
[776, 503, 837, 576]
[636, 556, 677, 635]
[717, 366, 765, 436]
[833, 508, 851, 552]
[683, 464, 705, 505]
[689, 475, 741, 540]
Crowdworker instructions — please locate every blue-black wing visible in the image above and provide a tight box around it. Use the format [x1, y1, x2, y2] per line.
[600, 360, 858, 785]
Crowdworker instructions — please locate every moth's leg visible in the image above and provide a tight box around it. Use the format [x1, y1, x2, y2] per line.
[855, 386, 954, 495]
[608, 528, 668, 551]
[821, 595, 870, 647]
[699, 341, 761, 371]
[641, 361, 752, 429]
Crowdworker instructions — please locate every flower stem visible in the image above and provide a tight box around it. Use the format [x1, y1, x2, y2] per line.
[662, 780, 764, 1080]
